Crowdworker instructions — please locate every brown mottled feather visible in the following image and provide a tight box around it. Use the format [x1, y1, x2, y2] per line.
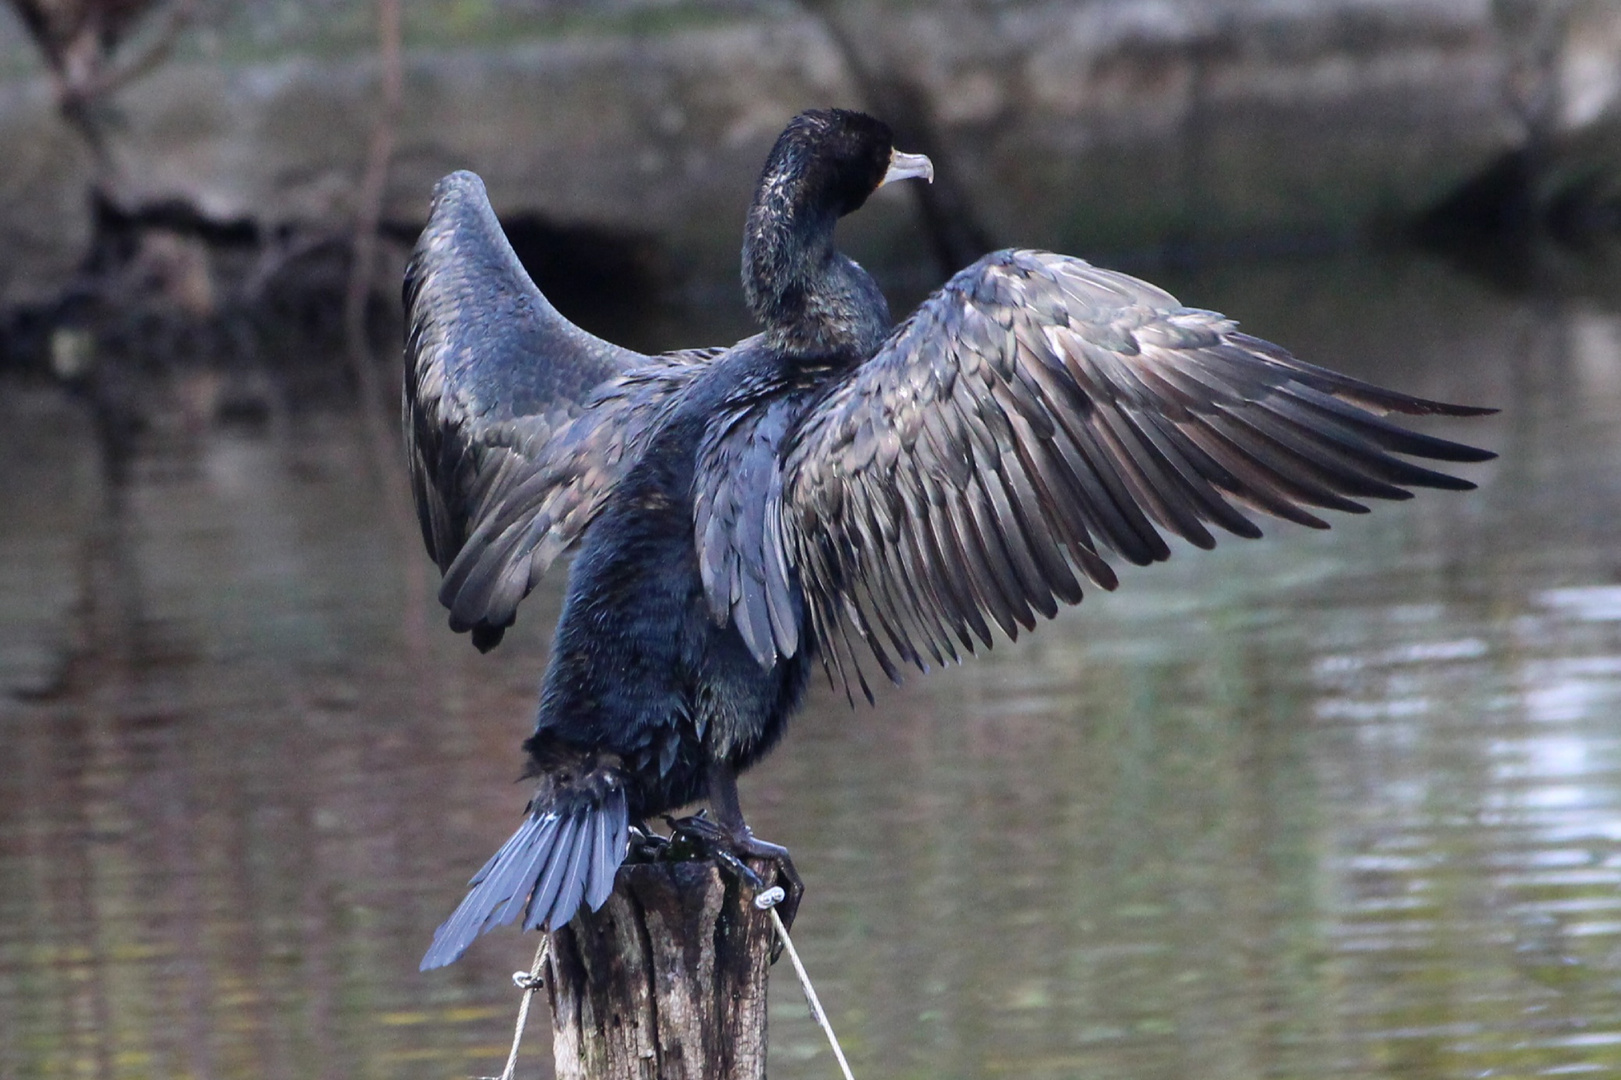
[757, 249, 1494, 694]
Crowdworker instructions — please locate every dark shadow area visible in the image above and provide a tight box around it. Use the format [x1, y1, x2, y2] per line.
[1412, 145, 1621, 293]
[0, 187, 678, 483]
[384, 208, 677, 348]
[489, 211, 670, 342]
[1, 194, 398, 480]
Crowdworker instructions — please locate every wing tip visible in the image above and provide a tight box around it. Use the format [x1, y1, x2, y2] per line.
[1400, 401, 1499, 420]
[430, 168, 489, 207]
[1441, 444, 1498, 464]
[472, 623, 507, 653]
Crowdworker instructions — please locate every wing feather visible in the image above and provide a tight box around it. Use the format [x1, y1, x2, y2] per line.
[403, 171, 707, 649]
[771, 249, 1494, 694]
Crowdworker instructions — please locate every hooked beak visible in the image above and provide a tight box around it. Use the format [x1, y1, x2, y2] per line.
[881, 149, 934, 186]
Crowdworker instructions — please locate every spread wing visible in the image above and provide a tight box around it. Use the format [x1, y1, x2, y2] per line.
[404, 170, 707, 650]
[754, 249, 1495, 697]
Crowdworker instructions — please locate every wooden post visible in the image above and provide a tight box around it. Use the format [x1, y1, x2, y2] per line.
[545, 857, 774, 1080]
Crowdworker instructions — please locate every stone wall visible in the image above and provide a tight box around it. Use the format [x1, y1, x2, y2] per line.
[0, 0, 1617, 309]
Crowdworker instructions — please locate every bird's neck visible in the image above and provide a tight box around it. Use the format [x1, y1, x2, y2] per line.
[742, 199, 890, 360]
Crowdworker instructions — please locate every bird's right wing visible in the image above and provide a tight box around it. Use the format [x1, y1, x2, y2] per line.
[404, 171, 706, 650]
[769, 249, 1495, 698]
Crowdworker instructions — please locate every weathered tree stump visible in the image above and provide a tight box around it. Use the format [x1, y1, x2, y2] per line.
[545, 856, 774, 1080]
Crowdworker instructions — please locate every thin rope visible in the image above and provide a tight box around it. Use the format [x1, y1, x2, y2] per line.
[490, 938, 549, 1080]
[487, 893, 851, 1080]
[759, 893, 857, 1080]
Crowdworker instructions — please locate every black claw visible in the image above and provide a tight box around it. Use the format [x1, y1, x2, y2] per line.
[627, 822, 670, 863]
[729, 832, 803, 950]
[664, 813, 804, 963]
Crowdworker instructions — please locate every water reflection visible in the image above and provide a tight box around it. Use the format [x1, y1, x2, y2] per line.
[3, 251, 1621, 1079]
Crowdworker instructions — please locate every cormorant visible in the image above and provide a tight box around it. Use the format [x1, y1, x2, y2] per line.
[404, 109, 1494, 970]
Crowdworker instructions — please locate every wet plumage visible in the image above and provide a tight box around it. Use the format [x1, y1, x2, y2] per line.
[405, 109, 1494, 970]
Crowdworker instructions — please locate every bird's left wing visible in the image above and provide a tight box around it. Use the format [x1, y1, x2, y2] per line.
[405, 171, 708, 650]
[767, 248, 1495, 698]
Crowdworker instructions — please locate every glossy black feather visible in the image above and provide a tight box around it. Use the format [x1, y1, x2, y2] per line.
[403, 171, 712, 649]
[409, 110, 1495, 966]
[419, 767, 628, 971]
[773, 249, 1496, 695]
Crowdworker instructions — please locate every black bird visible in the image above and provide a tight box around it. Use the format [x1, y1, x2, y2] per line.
[404, 109, 1494, 970]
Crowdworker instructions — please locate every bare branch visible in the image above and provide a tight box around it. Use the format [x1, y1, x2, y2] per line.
[84, 0, 197, 101]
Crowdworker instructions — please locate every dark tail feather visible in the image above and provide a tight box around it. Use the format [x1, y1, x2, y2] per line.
[420, 786, 629, 971]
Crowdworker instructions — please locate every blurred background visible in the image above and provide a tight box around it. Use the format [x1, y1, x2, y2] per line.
[2, 1, 1620, 1078]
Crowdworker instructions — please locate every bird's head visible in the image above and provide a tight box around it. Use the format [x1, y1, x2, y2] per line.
[755, 109, 934, 219]
[743, 109, 933, 345]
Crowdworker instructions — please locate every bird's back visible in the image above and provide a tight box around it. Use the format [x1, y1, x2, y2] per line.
[529, 343, 820, 818]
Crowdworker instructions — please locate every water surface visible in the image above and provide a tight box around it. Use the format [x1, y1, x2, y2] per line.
[3, 251, 1619, 1080]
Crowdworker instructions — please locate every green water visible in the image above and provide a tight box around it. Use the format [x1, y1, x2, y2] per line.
[2, 250, 1617, 1079]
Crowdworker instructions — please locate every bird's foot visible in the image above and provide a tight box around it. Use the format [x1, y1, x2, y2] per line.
[664, 811, 803, 961]
[625, 821, 670, 863]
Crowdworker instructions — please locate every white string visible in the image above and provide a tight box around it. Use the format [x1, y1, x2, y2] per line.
[489, 938, 549, 1080]
[759, 892, 857, 1080]
[488, 894, 853, 1080]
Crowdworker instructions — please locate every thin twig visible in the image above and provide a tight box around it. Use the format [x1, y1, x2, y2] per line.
[767, 906, 857, 1080]
[343, 0, 403, 423]
[237, 231, 346, 302]
[85, 0, 198, 101]
[798, 0, 994, 274]
[342, 0, 434, 685]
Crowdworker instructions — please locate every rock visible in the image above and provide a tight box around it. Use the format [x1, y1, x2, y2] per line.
[0, 0, 1616, 306]
[0, 78, 94, 309]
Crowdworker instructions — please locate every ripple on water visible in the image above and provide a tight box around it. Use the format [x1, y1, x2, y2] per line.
[5, 253, 1621, 1080]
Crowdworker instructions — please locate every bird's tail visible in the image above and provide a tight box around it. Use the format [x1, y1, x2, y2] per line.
[420, 767, 629, 971]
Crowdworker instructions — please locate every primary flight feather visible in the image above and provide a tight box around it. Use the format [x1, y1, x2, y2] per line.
[405, 108, 1494, 969]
